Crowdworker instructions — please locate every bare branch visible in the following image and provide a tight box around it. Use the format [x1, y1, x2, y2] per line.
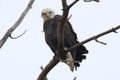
[0, 0, 35, 49]
[38, 1, 80, 79]
[40, 66, 44, 70]
[68, 0, 79, 9]
[40, 66, 48, 80]
[38, 0, 120, 80]
[10, 29, 27, 39]
[84, 0, 100, 2]
[73, 77, 77, 80]
[57, 0, 79, 59]
[57, 0, 68, 59]
[92, 0, 100, 2]
[68, 14, 72, 20]
[66, 25, 120, 52]
[37, 56, 60, 80]
[95, 38, 107, 45]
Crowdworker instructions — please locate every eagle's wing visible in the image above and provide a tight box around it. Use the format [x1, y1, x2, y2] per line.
[43, 14, 88, 68]
[43, 19, 58, 53]
[54, 15, 88, 67]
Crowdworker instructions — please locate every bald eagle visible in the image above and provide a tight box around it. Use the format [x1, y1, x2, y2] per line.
[41, 8, 88, 71]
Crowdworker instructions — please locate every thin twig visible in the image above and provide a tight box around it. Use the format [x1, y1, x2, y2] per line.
[73, 77, 77, 80]
[40, 66, 48, 80]
[92, 0, 100, 2]
[95, 38, 107, 45]
[40, 66, 44, 70]
[84, 0, 100, 2]
[0, 0, 35, 49]
[66, 25, 120, 52]
[37, 56, 60, 80]
[68, 14, 72, 20]
[68, 0, 79, 9]
[10, 29, 27, 39]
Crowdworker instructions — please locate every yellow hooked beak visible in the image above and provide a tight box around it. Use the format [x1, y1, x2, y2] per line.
[45, 12, 51, 19]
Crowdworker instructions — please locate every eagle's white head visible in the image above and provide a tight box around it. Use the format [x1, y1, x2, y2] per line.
[41, 8, 55, 22]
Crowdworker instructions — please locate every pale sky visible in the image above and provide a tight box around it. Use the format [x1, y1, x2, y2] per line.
[0, 0, 120, 80]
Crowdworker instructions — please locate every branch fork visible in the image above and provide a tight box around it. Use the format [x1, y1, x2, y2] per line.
[57, 0, 79, 60]
[37, 0, 120, 79]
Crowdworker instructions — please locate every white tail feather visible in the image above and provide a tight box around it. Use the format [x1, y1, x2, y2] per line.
[66, 52, 74, 71]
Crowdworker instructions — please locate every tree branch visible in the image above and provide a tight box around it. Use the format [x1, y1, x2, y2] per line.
[40, 66, 48, 80]
[0, 0, 35, 49]
[57, 0, 68, 59]
[84, 0, 100, 2]
[10, 29, 27, 39]
[38, 0, 79, 80]
[37, 0, 120, 80]
[37, 56, 60, 80]
[73, 77, 77, 80]
[66, 25, 120, 52]
[92, 0, 100, 2]
[57, 0, 79, 59]
[95, 38, 107, 45]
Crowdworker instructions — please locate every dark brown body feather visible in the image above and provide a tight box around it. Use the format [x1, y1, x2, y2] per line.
[43, 15, 88, 67]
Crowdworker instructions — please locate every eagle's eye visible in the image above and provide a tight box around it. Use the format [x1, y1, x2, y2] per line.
[42, 13, 46, 15]
[49, 11, 52, 14]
